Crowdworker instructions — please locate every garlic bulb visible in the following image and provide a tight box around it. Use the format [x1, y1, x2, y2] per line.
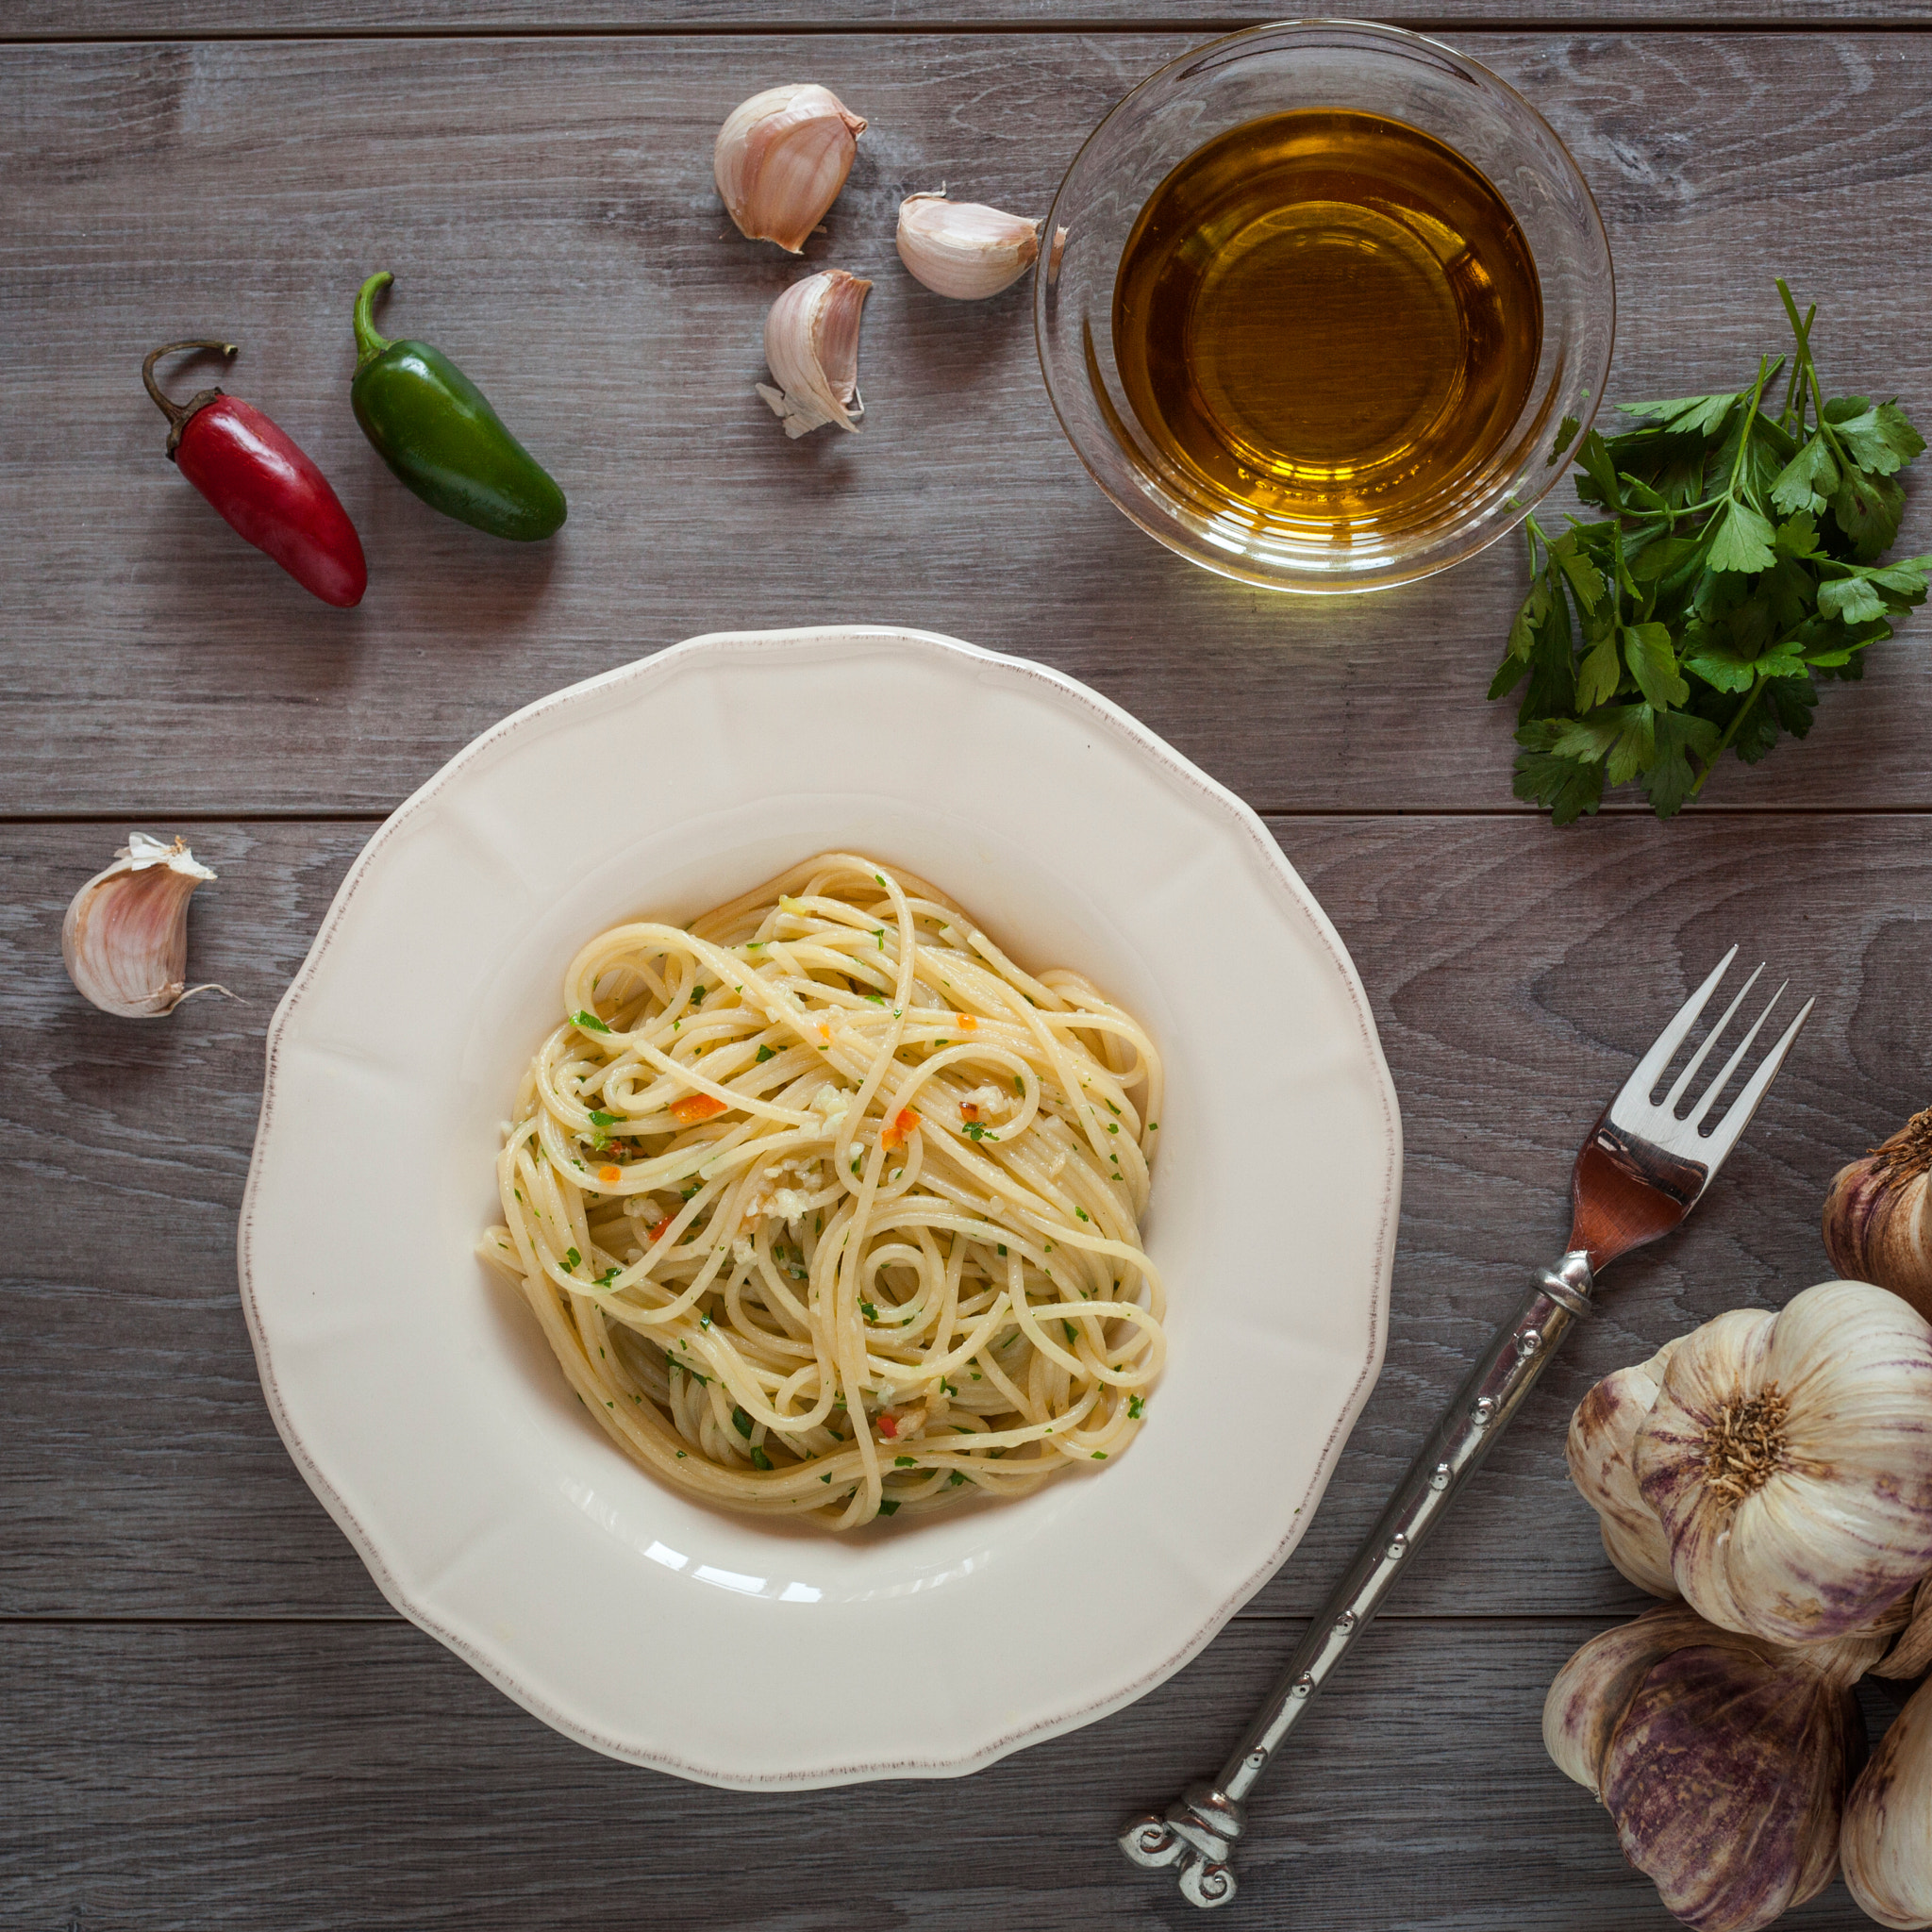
[1824, 1108, 1932, 1322]
[1567, 1338, 1679, 1597]
[1546, 1601, 1875, 1932]
[1843, 1672, 1932, 1927]
[757, 269, 871, 439]
[61, 833, 222, 1018]
[1634, 1281, 1932, 1644]
[714, 84, 865, 254]
[896, 192, 1041, 300]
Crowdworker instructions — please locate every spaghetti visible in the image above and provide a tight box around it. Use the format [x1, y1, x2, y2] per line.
[480, 853, 1165, 1529]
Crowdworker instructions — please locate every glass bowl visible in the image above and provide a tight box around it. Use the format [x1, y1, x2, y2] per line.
[1035, 20, 1614, 595]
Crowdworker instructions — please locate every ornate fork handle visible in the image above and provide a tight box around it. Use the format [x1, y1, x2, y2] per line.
[1120, 1250, 1595, 1907]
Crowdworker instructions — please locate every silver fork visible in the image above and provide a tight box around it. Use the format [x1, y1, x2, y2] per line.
[1120, 949, 1813, 1908]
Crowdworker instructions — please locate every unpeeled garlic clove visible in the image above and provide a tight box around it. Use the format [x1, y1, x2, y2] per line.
[1842, 1672, 1932, 1928]
[61, 833, 224, 1019]
[1823, 1108, 1932, 1323]
[895, 192, 1041, 300]
[1567, 1339, 1680, 1598]
[714, 84, 866, 254]
[1633, 1281, 1932, 1644]
[757, 269, 871, 439]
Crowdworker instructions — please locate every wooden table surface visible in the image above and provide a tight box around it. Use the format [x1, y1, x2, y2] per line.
[7, 6, 1932, 1928]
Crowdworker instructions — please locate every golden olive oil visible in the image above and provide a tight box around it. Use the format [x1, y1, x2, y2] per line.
[1113, 108, 1542, 542]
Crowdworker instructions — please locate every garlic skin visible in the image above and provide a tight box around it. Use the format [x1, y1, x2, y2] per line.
[1634, 1281, 1932, 1644]
[757, 270, 871, 439]
[1874, 1574, 1932, 1682]
[1567, 1339, 1679, 1597]
[1545, 1601, 1876, 1932]
[61, 833, 219, 1019]
[1824, 1108, 1932, 1322]
[1843, 1672, 1932, 1928]
[714, 84, 865, 254]
[1604, 1629, 1860, 1931]
[896, 192, 1041, 300]
[1545, 1599, 1715, 1792]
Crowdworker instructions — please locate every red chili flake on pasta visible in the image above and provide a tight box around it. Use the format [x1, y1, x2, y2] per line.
[671, 1093, 728, 1126]
[598, 1164, 623, 1185]
[955, 1012, 976, 1031]
[880, 1107, 921, 1151]
[646, 1215, 674, 1243]
[959, 1103, 981, 1122]
[877, 1411, 898, 1439]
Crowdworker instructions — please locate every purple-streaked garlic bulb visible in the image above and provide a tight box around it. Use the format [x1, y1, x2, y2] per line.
[1632, 1281, 1932, 1644]
[1546, 1600, 1878, 1932]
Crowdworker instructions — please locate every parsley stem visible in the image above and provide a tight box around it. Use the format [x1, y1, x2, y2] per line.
[1690, 676, 1766, 800]
[1724, 357, 1776, 502]
[1776, 278, 1851, 473]
[1774, 282, 1816, 430]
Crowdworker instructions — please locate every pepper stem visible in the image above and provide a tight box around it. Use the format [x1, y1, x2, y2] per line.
[354, 272, 396, 375]
[142, 339, 238, 457]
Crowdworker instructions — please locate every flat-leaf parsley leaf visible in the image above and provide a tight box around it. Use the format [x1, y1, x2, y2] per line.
[1492, 282, 1928, 822]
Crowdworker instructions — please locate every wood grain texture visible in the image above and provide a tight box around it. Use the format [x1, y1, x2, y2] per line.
[7, 813, 1928, 1624]
[0, 1613, 1907, 1932]
[6, 31, 1932, 816]
[15, 1, 1932, 32]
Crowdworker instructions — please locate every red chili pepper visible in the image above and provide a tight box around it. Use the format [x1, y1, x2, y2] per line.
[143, 339, 367, 608]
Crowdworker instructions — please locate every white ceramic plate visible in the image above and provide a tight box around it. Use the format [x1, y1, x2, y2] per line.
[241, 625, 1400, 1790]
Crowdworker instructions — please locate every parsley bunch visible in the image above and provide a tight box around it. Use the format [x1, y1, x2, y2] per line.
[1491, 282, 1928, 822]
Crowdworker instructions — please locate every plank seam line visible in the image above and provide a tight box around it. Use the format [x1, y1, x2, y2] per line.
[1, 18, 1923, 43]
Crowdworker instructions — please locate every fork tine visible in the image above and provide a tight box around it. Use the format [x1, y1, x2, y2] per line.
[1660, 961, 1765, 1116]
[1693, 996, 1816, 1159]
[1686, 981, 1785, 1130]
[1624, 946, 1739, 1104]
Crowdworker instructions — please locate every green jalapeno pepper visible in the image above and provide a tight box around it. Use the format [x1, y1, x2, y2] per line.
[350, 271, 566, 542]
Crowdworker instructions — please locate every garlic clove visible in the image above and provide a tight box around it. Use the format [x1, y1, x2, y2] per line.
[1824, 1108, 1932, 1322]
[714, 84, 866, 254]
[1567, 1339, 1680, 1598]
[1842, 1672, 1932, 1928]
[61, 833, 223, 1019]
[757, 269, 871, 439]
[1635, 1282, 1932, 1644]
[895, 192, 1041, 300]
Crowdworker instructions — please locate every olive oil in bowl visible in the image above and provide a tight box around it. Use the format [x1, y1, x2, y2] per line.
[1112, 108, 1543, 544]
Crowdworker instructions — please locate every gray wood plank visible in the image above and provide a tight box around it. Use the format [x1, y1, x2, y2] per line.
[5, 31, 1932, 816]
[9, 2, 1930, 34]
[6, 813, 1924, 1620]
[0, 1613, 1901, 1932]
